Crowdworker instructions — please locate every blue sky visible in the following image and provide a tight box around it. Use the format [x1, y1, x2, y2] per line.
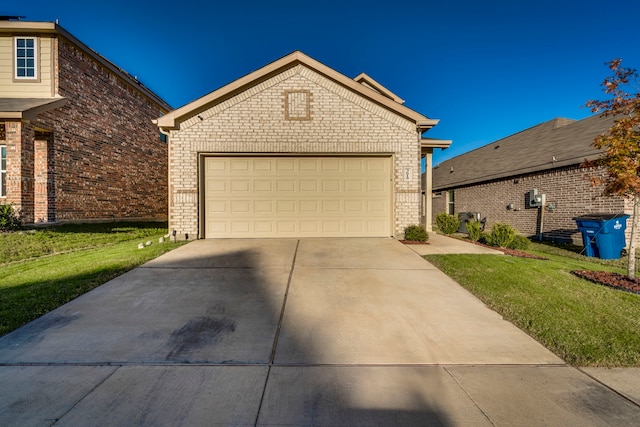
[7, 0, 640, 165]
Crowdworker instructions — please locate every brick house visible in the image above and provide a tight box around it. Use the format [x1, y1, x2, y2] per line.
[0, 19, 171, 224]
[155, 51, 450, 239]
[430, 114, 631, 244]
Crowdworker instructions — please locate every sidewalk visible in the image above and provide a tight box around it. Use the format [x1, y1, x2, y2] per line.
[406, 232, 504, 255]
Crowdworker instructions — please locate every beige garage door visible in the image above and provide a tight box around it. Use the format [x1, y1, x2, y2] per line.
[203, 156, 392, 238]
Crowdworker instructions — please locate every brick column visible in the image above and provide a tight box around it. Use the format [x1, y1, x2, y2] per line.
[34, 131, 55, 222]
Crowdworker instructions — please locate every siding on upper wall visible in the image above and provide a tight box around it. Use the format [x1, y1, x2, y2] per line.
[0, 34, 54, 98]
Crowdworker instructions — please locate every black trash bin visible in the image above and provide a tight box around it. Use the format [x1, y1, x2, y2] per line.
[573, 214, 629, 260]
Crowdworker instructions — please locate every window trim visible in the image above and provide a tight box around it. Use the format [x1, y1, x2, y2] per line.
[14, 36, 40, 82]
[1, 144, 6, 198]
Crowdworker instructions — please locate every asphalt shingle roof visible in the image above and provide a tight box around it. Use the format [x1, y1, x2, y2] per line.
[432, 114, 616, 190]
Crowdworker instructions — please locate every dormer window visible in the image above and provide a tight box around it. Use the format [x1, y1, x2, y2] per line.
[15, 37, 37, 80]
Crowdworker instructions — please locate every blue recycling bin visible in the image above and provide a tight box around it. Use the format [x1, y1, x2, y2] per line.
[573, 214, 630, 260]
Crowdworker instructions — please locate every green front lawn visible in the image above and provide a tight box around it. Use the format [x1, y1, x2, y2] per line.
[425, 242, 640, 367]
[0, 223, 185, 336]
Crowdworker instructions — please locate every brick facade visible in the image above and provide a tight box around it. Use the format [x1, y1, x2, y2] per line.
[1, 33, 169, 224]
[166, 64, 424, 239]
[431, 165, 629, 245]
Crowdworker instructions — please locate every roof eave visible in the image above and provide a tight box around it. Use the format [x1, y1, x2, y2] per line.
[421, 138, 451, 150]
[0, 97, 67, 120]
[433, 155, 601, 191]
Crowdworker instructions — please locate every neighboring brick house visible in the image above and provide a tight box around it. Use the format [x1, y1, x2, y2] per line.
[0, 19, 171, 224]
[430, 114, 631, 244]
[155, 51, 450, 239]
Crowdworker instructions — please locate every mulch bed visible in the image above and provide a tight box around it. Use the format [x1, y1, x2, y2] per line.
[571, 270, 640, 295]
[399, 240, 430, 245]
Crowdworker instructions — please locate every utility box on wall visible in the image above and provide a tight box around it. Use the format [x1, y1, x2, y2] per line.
[528, 189, 545, 208]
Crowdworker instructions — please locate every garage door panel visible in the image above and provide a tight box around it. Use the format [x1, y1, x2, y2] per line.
[230, 180, 250, 192]
[322, 180, 341, 192]
[208, 200, 228, 214]
[321, 159, 341, 172]
[204, 157, 391, 238]
[322, 221, 342, 233]
[345, 180, 362, 192]
[299, 158, 320, 172]
[300, 180, 318, 192]
[276, 180, 296, 192]
[254, 159, 273, 172]
[208, 180, 226, 192]
[300, 200, 319, 213]
[277, 159, 295, 172]
[344, 158, 363, 172]
[300, 221, 319, 233]
[254, 221, 273, 233]
[345, 200, 363, 213]
[230, 200, 251, 214]
[367, 180, 386, 192]
[277, 221, 296, 233]
[254, 200, 274, 213]
[230, 159, 250, 172]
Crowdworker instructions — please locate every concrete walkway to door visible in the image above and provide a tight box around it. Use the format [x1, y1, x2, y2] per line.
[0, 238, 639, 426]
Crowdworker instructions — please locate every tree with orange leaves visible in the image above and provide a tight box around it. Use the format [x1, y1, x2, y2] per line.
[585, 59, 640, 278]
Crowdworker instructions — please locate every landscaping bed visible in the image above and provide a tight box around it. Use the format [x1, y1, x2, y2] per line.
[571, 270, 640, 295]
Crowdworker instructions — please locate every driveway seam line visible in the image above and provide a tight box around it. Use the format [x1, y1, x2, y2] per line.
[50, 365, 121, 426]
[443, 365, 496, 426]
[254, 239, 300, 426]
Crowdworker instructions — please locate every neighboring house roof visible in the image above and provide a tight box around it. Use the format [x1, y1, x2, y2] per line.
[432, 114, 616, 191]
[0, 97, 66, 120]
[155, 50, 446, 147]
[0, 20, 171, 111]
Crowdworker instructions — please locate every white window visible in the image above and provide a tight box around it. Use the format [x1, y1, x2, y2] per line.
[447, 190, 455, 215]
[1, 145, 6, 197]
[15, 37, 37, 80]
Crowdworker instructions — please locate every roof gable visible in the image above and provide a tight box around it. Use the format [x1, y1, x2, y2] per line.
[155, 51, 437, 131]
[432, 114, 616, 190]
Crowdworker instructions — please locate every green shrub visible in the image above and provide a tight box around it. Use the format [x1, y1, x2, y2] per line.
[508, 234, 531, 250]
[479, 232, 491, 245]
[465, 219, 482, 241]
[404, 224, 429, 242]
[0, 204, 20, 232]
[436, 213, 460, 235]
[489, 222, 516, 248]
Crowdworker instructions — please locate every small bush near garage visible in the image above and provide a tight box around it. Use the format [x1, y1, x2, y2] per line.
[436, 213, 460, 235]
[465, 219, 482, 241]
[404, 225, 428, 242]
[509, 234, 531, 251]
[0, 204, 20, 232]
[486, 222, 516, 248]
[485, 222, 530, 250]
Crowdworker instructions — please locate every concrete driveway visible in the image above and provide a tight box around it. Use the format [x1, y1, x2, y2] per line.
[0, 238, 638, 426]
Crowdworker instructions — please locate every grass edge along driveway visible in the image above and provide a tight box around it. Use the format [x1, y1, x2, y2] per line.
[0, 224, 185, 336]
[425, 243, 640, 367]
